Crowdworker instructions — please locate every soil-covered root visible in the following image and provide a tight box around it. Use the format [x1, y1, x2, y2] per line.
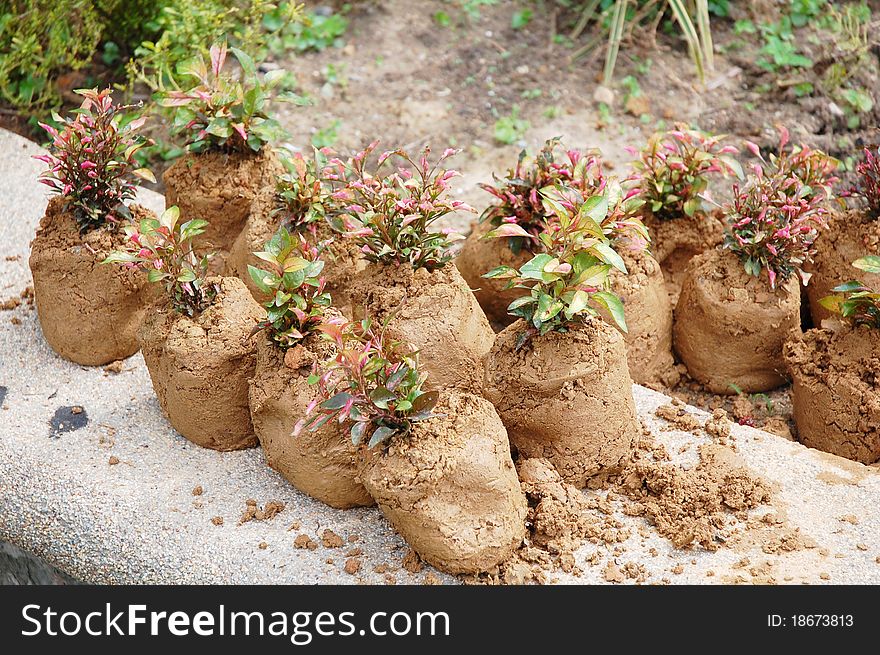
[357, 389, 527, 575]
[804, 208, 880, 326]
[346, 263, 495, 390]
[138, 276, 263, 450]
[29, 197, 159, 365]
[673, 247, 801, 394]
[645, 210, 725, 290]
[163, 147, 283, 256]
[608, 247, 675, 385]
[249, 329, 374, 508]
[455, 222, 532, 328]
[784, 324, 880, 464]
[483, 317, 640, 488]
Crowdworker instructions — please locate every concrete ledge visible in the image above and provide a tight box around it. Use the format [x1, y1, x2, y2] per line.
[2, 128, 879, 585]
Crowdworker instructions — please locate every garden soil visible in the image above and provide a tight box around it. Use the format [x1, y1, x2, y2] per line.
[674, 248, 801, 394]
[455, 223, 532, 328]
[483, 317, 639, 488]
[163, 147, 283, 255]
[609, 246, 675, 386]
[346, 262, 494, 390]
[785, 324, 880, 464]
[644, 210, 726, 293]
[249, 328, 374, 509]
[358, 390, 527, 575]
[29, 197, 159, 365]
[138, 276, 264, 450]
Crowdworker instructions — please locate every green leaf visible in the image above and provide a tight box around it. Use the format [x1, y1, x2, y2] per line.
[147, 269, 165, 283]
[177, 269, 196, 283]
[368, 425, 396, 449]
[230, 47, 257, 80]
[411, 390, 439, 413]
[593, 290, 627, 333]
[370, 387, 396, 409]
[854, 255, 880, 274]
[248, 265, 275, 294]
[594, 241, 627, 273]
[566, 289, 591, 317]
[102, 252, 137, 264]
[519, 253, 554, 280]
[321, 392, 352, 410]
[350, 421, 367, 446]
[160, 206, 180, 230]
[482, 265, 517, 279]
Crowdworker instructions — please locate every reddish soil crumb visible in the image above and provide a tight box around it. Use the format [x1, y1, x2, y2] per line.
[294, 534, 318, 551]
[211, 516, 223, 526]
[326, 558, 335, 565]
[373, 564, 389, 574]
[344, 558, 362, 575]
[402, 549, 423, 574]
[239, 499, 285, 525]
[321, 529, 344, 549]
[347, 534, 359, 543]
[820, 572, 831, 580]
[706, 570, 715, 577]
[603, 561, 625, 583]
[10, 316, 21, 325]
[671, 564, 684, 575]
[259, 542, 268, 550]
[5, 255, 20, 261]
[856, 543, 868, 551]
[346, 547, 362, 557]
[384, 574, 397, 585]
[616, 442, 771, 551]
[103, 360, 125, 375]
[0, 297, 21, 311]
[622, 562, 647, 582]
[192, 485, 203, 496]
[423, 573, 441, 585]
[71, 406, 83, 415]
[839, 514, 860, 525]
[108, 456, 119, 465]
[288, 520, 301, 531]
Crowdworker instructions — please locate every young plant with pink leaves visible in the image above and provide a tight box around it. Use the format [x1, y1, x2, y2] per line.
[722, 168, 830, 289]
[743, 126, 839, 204]
[855, 144, 880, 216]
[104, 206, 218, 317]
[484, 180, 647, 337]
[157, 42, 287, 154]
[479, 137, 607, 252]
[630, 125, 742, 220]
[331, 142, 472, 271]
[295, 318, 439, 449]
[35, 88, 154, 233]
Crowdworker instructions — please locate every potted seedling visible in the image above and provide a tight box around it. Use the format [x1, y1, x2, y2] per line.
[482, 182, 642, 488]
[228, 149, 364, 307]
[785, 256, 880, 463]
[674, 148, 833, 394]
[247, 227, 373, 508]
[629, 125, 741, 287]
[457, 138, 605, 326]
[30, 88, 157, 365]
[158, 42, 285, 258]
[785, 255, 880, 464]
[297, 319, 526, 574]
[338, 143, 495, 390]
[805, 144, 880, 325]
[105, 207, 264, 450]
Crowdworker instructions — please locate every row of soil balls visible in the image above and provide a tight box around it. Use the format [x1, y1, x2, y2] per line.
[29, 88, 880, 575]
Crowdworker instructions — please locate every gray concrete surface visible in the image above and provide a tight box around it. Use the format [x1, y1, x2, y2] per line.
[2, 128, 879, 585]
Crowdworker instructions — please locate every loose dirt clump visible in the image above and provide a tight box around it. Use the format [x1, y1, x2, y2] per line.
[655, 401, 702, 432]
[294, 534, 318, 550]
[238, 499, 285, 525]
[616, 443, 772, 550]
[402, 549, 423, 574]
[321, 530, 345, 549]
[0, 297, 21, 311]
